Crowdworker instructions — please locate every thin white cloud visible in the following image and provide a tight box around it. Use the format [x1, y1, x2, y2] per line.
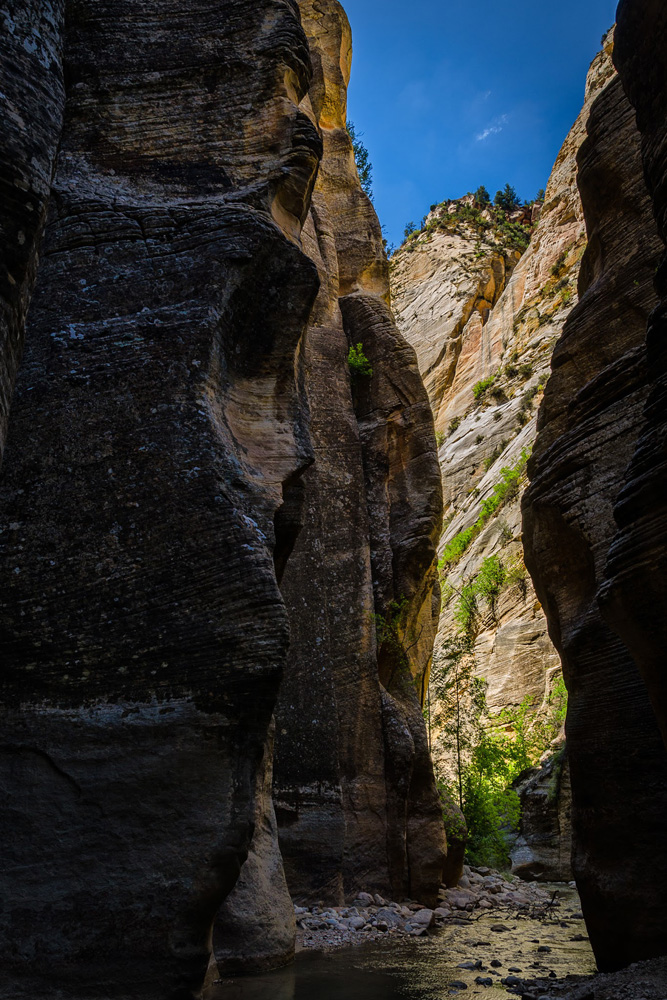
[475, 113, 509, 142]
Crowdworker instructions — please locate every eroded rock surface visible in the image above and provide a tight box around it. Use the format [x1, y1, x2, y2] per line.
[274, 0, 447, 910]
[0, 3, 322, 997]
[393, 35, 615, 738]
[601, 0, 667, 755]
[390, 36, 616, 889]
[522, 51, 667, 971]
[0, 0, 447, 994]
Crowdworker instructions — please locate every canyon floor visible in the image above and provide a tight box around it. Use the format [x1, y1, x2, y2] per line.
[209, 868, 667, 1000]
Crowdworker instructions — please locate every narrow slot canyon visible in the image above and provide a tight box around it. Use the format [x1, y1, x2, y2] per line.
[0, 2, 666, 1000]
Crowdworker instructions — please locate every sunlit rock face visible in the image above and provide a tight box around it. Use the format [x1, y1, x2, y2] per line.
[0, 0, 447, 994]
[389, 39, 615, 884]
[523, 41, 667, 972]
[273, 0, 447, 910]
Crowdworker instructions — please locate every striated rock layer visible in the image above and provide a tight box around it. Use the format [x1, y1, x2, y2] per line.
[0, 0, 446, 996]
[390, 36, 616, 885]
[522, 32, 667, 972]
[393, 36, 615, 737]
[603, 0, 667, 754]
[273, 0, 447, 910]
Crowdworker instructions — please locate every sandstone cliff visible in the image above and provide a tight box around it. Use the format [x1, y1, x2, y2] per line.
[273, 0, 446, 912]
[0, 1, 446, 996]
[523, 9, 667, 972]
[390, 37, 615, 883]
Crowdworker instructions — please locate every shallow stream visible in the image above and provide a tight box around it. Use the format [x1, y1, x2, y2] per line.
[212, 886, 595, 1000]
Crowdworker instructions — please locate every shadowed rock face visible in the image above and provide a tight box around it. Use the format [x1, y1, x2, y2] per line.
[0, 0, 446, 993]
[273, 0, 447, 910]
[0, 0, 65, 460]
[602, 0, 667, 754]
[0, 2, 318, 997]
[522, 61, 667, 971]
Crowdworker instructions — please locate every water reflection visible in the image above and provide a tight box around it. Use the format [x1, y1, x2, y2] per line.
[211, 901, 596, 1000]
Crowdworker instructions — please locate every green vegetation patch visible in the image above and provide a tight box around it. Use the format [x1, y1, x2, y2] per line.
[473, 375, 496, 400]
[348, 342, 373, 378]
[439, 448, 530, 570]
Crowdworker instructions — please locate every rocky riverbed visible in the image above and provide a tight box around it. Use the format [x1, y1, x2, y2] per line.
[509, 956, 667, 1000]
[215, 873, 597, 999]
[296, 865, 572, 951]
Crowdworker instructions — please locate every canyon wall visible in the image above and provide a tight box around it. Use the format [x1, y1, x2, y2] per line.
[605, 0, 667, 754]
[523, 9, 667, 972]
[0, 1, 446, 996]
[390, 36, 614, 879]
[273, 0, 446, 911]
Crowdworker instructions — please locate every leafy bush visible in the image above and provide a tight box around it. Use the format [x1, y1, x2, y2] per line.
[473, 375, 496, 400]
[435, 430, 446, 448]
[474, 185, 491, 205]
[475, 555, 506, 612]
[448, 416, 461, 435]
[348, 342, 373, 377]
[550, 251, 567, 278]
[506, 557, 529, 596]
[404, 221, 418, 239]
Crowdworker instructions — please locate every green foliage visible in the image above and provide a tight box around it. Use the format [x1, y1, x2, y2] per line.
[404, 221, 418, 239]
[474, 185, 491, 205]
[478, 450, 529, 521]
[536, 188, 546, 202]
[448, 416, 462, 435]
[346, 121, 373, 200]
[453, 556, 506, 638]
[475, 555, 506, 612]
[435, 430, 446, 448]
[495, 218, 531, 252]
[439, 526, 477, 570]
[519, 362, 533, 380]
[473, 375, 496, 400]
[431, 645, 569, 868]
[550, 251, 568, 278]
[505, 556, 529, 596]
[347, 342, 373, 378]
[498, 521, 514, 545]
[494, 183, 521, 212]
[439, 449, 530, 569]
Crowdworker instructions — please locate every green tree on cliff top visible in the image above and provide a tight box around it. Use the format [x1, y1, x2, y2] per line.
[494, 183, 521, 212]
[346, 120, 373, 201]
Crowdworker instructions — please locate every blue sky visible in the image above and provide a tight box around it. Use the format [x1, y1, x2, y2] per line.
[343, 0, 619, 247]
